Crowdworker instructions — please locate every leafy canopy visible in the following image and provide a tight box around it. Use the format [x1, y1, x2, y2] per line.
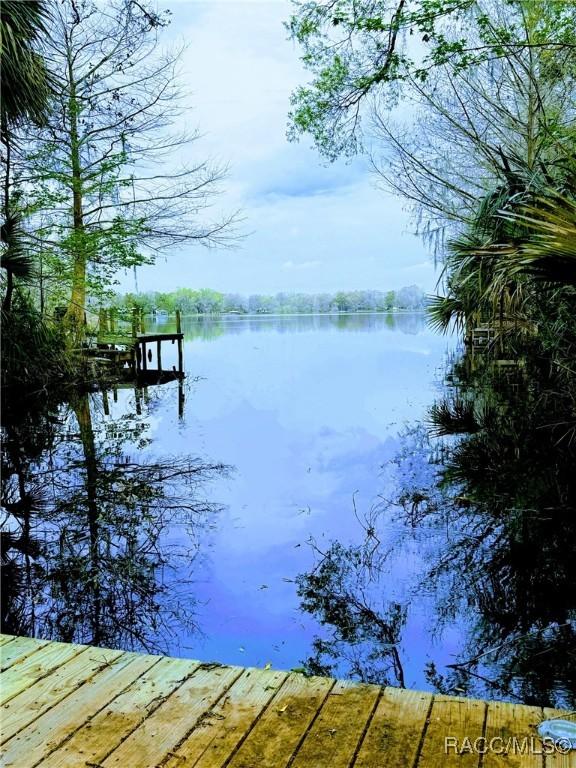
[287, 0, 576, 159]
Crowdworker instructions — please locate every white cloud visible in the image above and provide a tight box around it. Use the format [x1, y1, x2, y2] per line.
[121, 1, 439, 295]
[281, 260, 321, 271]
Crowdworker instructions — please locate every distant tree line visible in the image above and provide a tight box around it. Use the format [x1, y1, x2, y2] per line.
[111, 285, 426, 315]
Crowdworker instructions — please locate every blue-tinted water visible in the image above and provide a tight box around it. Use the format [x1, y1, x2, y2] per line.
[96, 312, 453, 686]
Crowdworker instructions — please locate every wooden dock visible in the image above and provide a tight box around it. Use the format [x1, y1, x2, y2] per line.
[89, 308, 185, 377]
[0, 634, 573, 767]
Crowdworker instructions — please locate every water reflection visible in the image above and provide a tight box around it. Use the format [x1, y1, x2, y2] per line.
[296, 344, 576, 707]
[145, 311, 427, 341]
[6, 311, 571, 707]
[1, 384, 228, 653]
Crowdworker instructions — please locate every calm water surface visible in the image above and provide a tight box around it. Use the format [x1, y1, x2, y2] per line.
[112, 312, 452, 685]
[4, 311, 573, 706]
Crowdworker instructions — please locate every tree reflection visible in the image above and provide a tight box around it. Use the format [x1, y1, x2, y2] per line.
[1, 386, 228, 653]
[297, 344, 576, 707]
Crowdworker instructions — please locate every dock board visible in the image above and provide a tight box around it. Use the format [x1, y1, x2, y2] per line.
[0, 635, 573, 767]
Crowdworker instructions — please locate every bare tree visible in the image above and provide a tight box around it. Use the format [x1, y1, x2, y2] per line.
[20, 0, 239, 334]
[368, 1, 576, 249]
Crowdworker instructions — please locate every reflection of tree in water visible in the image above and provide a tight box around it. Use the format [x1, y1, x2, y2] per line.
[297, 347, 576, 708]
[1, 387, 228, 653]
[178, 312, 427, 341]
[297, 527, 407, 687]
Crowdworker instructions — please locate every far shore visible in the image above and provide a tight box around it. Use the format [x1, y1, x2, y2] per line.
[148, 309, 428, 320]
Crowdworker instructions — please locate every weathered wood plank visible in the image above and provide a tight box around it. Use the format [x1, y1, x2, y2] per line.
[1, 652, 156, 768]
[224, 672, 334, 768]
[354, 686, 432, 768]
[0, 646, 125, 743]
[542, 709, 576, 768]
[290, 679, 380, 768]
[36, 656, 197, 768]
[100, 663, 244, 768]
[418, 694, 486, 768]
[482, 701, 543, 768]
[136, 333, 183, 344]
[0, 641, 87, 705]
[482, 701, 542, 768]
[164, 668, 288, 768]
[0, 635, 16, 647]
[0, 635, 48, 671]
[1, 635, 570, 768]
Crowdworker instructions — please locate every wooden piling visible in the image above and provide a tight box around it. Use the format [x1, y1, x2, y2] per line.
[178, 377, 185, 419]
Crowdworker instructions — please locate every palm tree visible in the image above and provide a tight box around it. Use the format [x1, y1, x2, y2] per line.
[1, 0, 51, 311]
[428, 176, 542, 346]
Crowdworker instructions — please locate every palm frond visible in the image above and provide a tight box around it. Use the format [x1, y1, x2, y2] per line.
[428, 398, 480, 437]
[0, 214, 35, 280]
[0, 0, 52, 127]
[498, 194, 576, 284]
[427, 294, 466, 335]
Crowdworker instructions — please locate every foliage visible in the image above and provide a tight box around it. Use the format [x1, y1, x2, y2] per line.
[1, 388, 229, 649]
[0, 0, 52, 128]
[296, 539, 407, 685]
[475, 192, 576, 285]
[14, 0, 238, 332]
[112, 285, 426, 315]
[297, 336, 576, 706]
[0, 291, 72, 391]
[287, 0, 576, 160]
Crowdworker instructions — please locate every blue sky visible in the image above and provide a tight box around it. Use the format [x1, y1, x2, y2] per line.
[122, 0, 439, 295]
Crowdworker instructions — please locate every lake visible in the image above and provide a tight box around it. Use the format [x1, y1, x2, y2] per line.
[148, 313, 450, 679]
[3, 311, 574, 707]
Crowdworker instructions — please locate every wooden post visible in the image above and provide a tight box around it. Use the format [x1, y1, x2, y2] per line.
[102, 389, 110, 416]
[157, 339, 162, 371]
[139, 307, 145, 334]
[135, 343, 142, 372]
[135, 387, 142, 415]
[142, 342, 147, 370]
[177, 338, 183, 374]
[178, 376, 184, 419]
[176, 309, 182, 334]
[131, 307, 138, 339]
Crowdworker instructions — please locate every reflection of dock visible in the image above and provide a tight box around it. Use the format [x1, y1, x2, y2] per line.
[100, 370, 186, 419]
[1, 634, 571, 768]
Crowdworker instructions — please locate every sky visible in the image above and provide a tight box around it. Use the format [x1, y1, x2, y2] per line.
[121, 0, 439, 296]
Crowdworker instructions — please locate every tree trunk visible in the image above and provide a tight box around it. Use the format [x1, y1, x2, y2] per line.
[73, 393, 103, 644]
[63, 59, 87, 341]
